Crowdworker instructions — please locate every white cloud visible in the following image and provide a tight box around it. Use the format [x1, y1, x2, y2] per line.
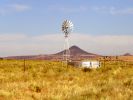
[48, 5, 133, 15]
[32, 34, 63, 42]
[0, 4, 31, 15]
[48, 5, 88, 13]
[92, 6, 133, 15]
[0, 33, 133, 57]
[71, 34, 133, 55]
[8, 4, 31, 12]
[111, 8, 133, 15]
[0, 34, 27, 41]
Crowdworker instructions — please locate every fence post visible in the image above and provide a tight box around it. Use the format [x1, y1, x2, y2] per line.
[23, 59, 26, 72]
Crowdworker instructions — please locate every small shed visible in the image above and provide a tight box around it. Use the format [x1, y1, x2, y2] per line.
[81, 60, 101, 68]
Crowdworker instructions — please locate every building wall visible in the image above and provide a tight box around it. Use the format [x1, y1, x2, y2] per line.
[81, 61, 100, 68]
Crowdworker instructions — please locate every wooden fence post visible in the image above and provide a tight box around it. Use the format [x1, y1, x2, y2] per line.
[23, 59, 26, 72]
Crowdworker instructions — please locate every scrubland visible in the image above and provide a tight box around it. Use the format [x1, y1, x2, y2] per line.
[0, 60, 133, 100]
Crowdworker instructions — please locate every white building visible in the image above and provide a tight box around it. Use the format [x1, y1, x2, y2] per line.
[81, 60, 101, 68]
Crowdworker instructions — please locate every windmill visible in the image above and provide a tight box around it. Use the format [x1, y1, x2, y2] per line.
[62, 20, 73, 65]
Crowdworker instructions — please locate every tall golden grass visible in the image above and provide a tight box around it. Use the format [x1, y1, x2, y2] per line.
[0, 60, 133, 100]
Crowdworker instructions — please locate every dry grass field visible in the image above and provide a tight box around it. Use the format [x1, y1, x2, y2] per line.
[119, 56, 133, 61]
[0, 60, 133, 100]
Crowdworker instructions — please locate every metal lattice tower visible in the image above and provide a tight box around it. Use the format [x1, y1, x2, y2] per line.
[62, 20, 73, 64]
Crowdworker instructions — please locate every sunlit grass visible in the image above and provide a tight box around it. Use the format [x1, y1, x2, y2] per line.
[0, 60, 133, 100]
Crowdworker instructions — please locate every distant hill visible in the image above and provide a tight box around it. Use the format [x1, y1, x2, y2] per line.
[4, 45, 100, 61]
[32, 45, 100, 60]
[4, 55, 37, 60]
[123, 53, 132, 56]
[0, 57, 3, 60]
[55, 45, 98, 56]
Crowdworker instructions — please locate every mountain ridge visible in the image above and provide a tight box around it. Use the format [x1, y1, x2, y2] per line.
[55, 45, 98, 56]
[123, 53, 132, 56]
[4, 45, 100, 60]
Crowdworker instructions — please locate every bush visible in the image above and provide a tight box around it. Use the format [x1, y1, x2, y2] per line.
[82, 68, 92, 72]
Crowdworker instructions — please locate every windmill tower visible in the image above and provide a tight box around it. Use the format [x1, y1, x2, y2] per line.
[62, 20, 73, 65]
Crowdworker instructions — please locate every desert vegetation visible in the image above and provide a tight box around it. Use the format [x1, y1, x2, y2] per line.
[0, 60, 133, 100]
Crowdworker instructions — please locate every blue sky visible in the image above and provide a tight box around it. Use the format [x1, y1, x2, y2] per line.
[0, 0, 133, 56]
